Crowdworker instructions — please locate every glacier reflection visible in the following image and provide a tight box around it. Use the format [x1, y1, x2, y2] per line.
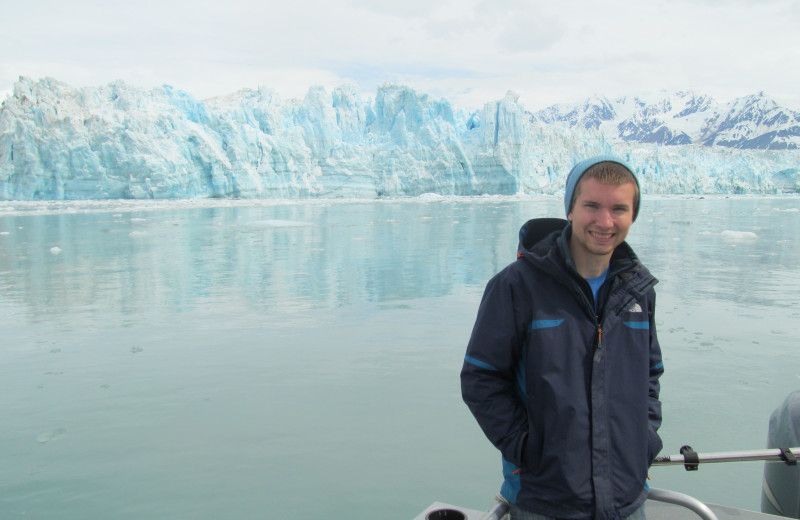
[2, 196, 799, 321]
[0, 198, 565, 322]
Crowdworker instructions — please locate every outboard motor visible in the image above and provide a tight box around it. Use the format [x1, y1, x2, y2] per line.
[762, 390, 800, 518]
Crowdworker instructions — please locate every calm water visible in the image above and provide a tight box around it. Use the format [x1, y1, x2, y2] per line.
[1, 196, 799, 519]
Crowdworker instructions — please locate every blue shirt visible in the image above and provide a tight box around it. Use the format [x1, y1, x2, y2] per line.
[585, 266, 610, 310]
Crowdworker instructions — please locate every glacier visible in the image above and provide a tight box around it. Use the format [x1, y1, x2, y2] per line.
[0, 76, 798, 201]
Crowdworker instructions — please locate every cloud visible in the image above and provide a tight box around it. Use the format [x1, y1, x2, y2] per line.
[0, 0, 798, 109]
[493, 13, 565, 54]
[348, 0, 440, 18]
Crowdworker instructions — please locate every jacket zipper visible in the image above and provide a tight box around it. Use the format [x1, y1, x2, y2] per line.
[596, 319, 603, 350]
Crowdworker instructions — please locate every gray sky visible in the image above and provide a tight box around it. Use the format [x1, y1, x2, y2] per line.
[2, 0, 798, 110]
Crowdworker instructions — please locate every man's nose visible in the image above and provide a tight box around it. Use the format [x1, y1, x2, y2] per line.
[597, 209, 614, 227]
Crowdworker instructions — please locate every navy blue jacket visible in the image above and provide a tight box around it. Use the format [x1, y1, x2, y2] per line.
[461, 220, 664, 520]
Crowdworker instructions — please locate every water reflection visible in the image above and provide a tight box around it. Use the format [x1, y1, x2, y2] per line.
[1, 197, 799, 325]
[0, 199, 566, 323]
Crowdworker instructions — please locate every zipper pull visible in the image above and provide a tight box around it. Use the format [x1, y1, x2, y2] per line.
[597, 326, 603, 349]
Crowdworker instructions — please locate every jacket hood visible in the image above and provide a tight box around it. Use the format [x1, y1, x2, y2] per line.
[516, 217, 568, 258]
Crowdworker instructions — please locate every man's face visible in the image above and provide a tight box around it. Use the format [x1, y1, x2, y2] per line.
[568, 177, 636, 261]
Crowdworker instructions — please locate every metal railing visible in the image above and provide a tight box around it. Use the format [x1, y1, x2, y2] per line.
[648, 488, 720, 520]
[652, 447, 799, 467]
[477, 490, 720, 520]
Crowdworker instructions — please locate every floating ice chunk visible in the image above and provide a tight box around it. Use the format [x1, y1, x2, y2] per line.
[129, 231, 149, 238]
[721, 230, 758, 241]
[50, 246, 62, 254]
[36, 428, 66, 444]
[418, 193, 445, 202]
[0, 231, 9, 235]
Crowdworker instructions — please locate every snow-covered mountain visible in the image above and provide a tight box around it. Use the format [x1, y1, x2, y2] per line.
[531, 90, 800, 150]
[0, 77, 798, 201]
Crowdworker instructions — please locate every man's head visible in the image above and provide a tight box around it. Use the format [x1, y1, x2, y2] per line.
[564, 156, 640, 222]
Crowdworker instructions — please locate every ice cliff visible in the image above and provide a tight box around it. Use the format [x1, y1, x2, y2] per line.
[0, 77, 798, 200]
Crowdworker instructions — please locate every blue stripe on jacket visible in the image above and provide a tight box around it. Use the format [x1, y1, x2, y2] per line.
[464, 355, 498, 371]
[623, 321, 649, 330]
[529, 319, 564, 331]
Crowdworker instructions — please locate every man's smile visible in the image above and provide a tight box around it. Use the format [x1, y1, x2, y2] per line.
[589, 229, 615, 240]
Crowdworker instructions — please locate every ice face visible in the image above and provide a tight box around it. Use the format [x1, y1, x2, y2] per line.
[0, 77, 798, 200]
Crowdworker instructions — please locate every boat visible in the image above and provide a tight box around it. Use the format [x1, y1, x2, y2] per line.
[415, 391, 800, 520]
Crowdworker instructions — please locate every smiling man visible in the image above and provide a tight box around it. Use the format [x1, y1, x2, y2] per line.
[461, 156, 664, 520]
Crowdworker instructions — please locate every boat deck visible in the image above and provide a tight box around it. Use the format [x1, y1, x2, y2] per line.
[415, 500, 782, 520]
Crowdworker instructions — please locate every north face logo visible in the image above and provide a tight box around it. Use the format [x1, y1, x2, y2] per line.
[628, 303, 643, 313]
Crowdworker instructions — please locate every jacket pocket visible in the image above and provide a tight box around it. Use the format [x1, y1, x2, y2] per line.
[523, 427, 544, 473]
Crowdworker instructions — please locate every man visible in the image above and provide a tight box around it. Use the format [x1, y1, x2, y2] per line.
[461, 155, 664, 520]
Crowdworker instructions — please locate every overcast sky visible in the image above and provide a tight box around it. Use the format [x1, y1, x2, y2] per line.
[1, 0, 798, 110]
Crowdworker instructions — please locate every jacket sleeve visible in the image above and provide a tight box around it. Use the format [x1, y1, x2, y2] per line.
[646, 290, 664, 464]
[460, 268, 529, 468]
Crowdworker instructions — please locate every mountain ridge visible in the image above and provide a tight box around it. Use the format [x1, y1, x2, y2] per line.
[528, 90, 800, 150]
